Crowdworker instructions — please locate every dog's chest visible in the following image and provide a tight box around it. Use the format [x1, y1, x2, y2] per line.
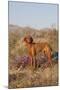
[28, 45, 36, 56]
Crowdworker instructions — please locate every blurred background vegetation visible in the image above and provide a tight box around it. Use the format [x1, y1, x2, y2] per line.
[9, 24, 58, 59]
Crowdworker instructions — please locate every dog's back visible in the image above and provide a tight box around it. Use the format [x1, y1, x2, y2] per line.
[31, 42, 51, 54]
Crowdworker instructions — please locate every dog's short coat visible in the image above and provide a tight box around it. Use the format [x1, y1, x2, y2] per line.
[23, 35, 52, 69]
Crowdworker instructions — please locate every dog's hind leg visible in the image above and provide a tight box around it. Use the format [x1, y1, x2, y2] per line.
[42, 46, 52, 66]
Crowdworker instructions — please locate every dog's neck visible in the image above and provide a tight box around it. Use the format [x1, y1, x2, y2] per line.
[26, 43, 33, 48]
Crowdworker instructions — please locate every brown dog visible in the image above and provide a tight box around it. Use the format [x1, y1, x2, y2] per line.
[23, 35, 52, 69]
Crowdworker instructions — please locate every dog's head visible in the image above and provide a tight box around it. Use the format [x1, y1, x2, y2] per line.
[23, 35, 33, 45]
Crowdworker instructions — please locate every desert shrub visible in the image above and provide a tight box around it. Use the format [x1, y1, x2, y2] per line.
[36, 52, 48, 67]
[9, 74, 17, 83]
[14, 55, 31, 69]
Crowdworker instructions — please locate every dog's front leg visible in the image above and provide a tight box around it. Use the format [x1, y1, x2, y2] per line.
[29, 56, 33, 69]
[33, 56, 36, 70]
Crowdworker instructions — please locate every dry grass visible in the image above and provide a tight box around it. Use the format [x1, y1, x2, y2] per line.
[9, 61, 58, 89]
[8, 25, 58, 89]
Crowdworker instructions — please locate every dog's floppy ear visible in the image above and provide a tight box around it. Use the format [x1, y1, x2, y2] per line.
[26, 36, 33, 43]
[23, 36, 33, 44]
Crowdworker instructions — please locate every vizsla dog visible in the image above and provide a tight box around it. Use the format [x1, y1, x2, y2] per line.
[23, 35, 52, 69]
